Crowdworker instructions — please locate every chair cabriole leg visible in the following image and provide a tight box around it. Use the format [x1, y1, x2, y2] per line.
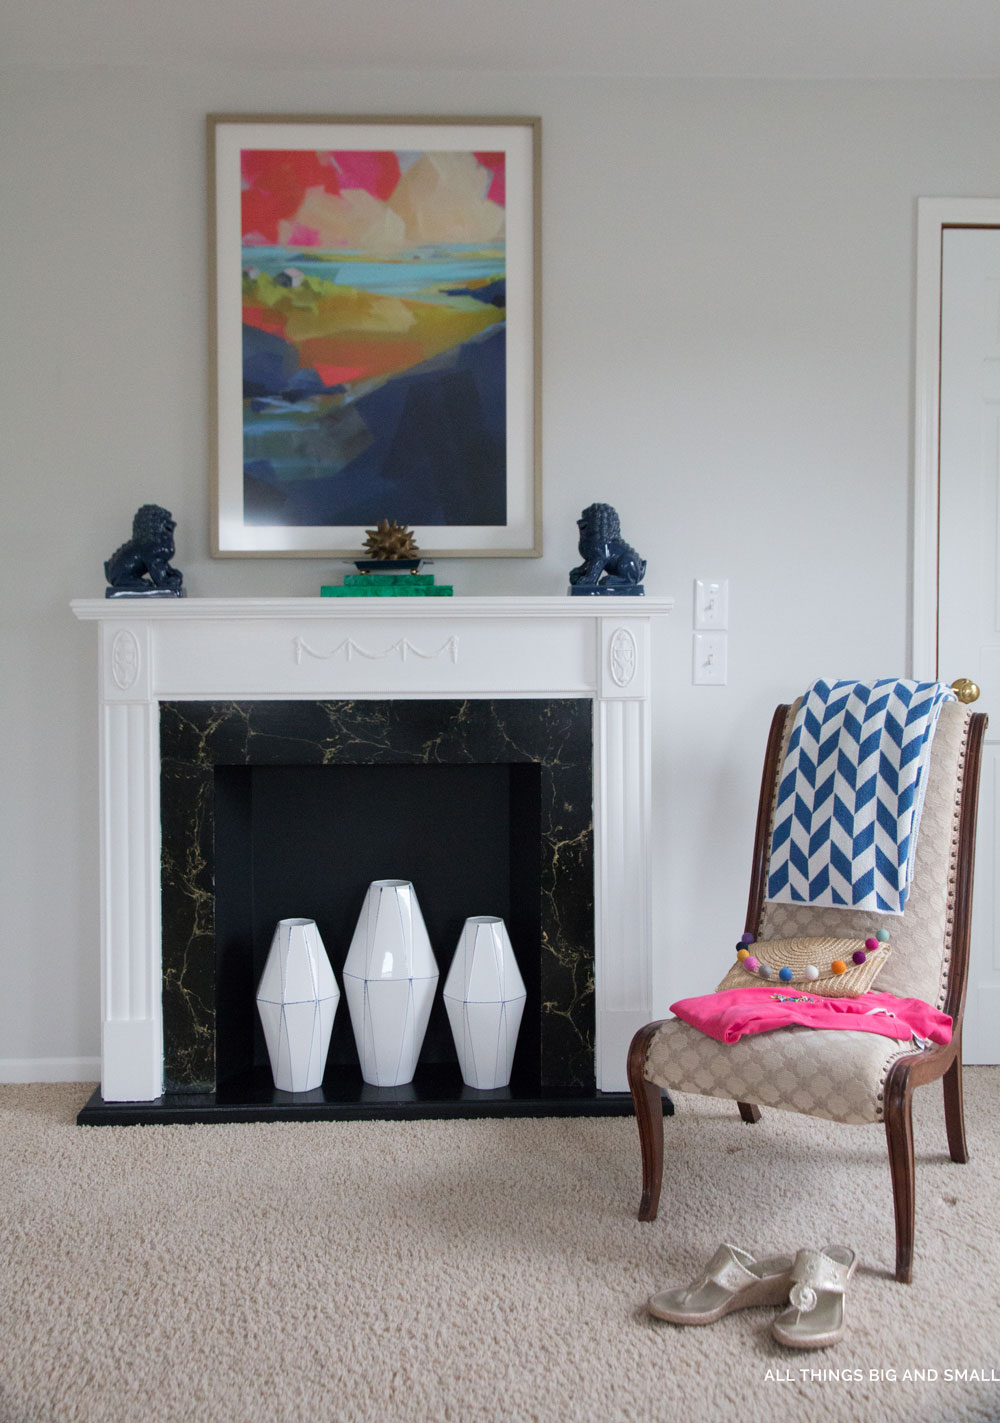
[883, 1070, 916, 1284]
[942, 1048, 969, 1164]
[628, 1025, 665, 1221]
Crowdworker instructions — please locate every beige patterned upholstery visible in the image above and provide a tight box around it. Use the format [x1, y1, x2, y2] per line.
[645, 700, 973, 1125]
[645, 1019, 914, 1123]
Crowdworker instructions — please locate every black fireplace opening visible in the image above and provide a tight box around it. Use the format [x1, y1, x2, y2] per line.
[213, 761, 543, 1092]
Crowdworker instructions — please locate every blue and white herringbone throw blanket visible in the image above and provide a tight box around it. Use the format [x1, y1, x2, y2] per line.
[767, 679, 956, 914]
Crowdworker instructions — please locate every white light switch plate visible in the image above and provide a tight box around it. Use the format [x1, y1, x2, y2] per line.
[694, 578, 729, 630]
[693, 632, 727, 685]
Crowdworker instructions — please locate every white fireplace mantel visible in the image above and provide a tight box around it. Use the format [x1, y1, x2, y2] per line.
[72, 595, 673, 1100]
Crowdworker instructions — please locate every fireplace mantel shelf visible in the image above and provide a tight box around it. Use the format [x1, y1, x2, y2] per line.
[72, 594, 675, 619]
[73, 592, 673, 1112]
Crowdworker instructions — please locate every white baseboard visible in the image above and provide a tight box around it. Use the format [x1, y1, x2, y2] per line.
[0, 1058, 100, 1084]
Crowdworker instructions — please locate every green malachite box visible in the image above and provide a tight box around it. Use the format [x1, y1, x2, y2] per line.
[345, 573, 436, 586]
[320, 584, 454, 597]
[321, 572, 453, 597]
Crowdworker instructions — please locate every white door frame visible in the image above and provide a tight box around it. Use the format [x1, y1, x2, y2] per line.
[912, 197, 1000, 677]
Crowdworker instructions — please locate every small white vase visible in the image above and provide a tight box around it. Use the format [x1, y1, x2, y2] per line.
[343, 880, 439, 1087]
[443, 917, 526, 1090]
[256, 918, 339, 1093]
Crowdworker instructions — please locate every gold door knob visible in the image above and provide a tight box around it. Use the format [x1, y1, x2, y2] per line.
[951, 678, 981, 704]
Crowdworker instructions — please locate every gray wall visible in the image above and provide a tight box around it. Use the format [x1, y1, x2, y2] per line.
[3, 59, 998, 1074]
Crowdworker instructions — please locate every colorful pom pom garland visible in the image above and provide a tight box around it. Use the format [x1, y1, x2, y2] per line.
[732, 929, 890, 985]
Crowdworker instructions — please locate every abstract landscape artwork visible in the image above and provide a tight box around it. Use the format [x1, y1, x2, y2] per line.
[211, 117, 540, 556]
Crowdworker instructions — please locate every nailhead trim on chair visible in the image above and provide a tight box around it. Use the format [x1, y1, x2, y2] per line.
[939, 710, 969, 1010]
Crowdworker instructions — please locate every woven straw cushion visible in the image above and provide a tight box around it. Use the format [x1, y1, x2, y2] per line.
[644, 1017, 914, 1124]
[715, 937, 892, 997]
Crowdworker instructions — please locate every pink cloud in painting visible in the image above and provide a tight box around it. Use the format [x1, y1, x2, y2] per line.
[287, 223, 320, 246]
[241, 149, 341, 244]
[241, 149, 404, 243]
[241, 147, 505, 251]
[332, 151, 402, 201]
[474, 152, 505, 206]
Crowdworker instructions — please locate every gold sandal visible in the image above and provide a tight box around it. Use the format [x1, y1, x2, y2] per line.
[771, 1245, 857, 1349]
[648, 1244, 794, 1325]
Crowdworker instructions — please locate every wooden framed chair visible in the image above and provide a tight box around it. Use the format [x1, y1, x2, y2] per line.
[628, 699, 987, 1284]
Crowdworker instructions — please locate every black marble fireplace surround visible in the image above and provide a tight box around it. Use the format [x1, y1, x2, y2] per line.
[80, 697, 639, 1124]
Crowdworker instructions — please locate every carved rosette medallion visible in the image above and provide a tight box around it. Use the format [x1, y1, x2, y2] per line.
[609, 627, 637, 689]
[110, 629, 141, 691]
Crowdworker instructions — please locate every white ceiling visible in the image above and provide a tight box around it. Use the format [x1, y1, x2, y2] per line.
[7, 0, 1000, 78]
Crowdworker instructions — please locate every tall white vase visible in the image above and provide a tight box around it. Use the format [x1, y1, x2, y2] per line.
[443, 917, 526, 1090]
[343, 880, 439, 1087]
[256, 918, 340, 1092]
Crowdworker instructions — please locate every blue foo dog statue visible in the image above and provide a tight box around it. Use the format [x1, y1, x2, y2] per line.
[105, 504, 185, 598]
[568, 503, 646, 596]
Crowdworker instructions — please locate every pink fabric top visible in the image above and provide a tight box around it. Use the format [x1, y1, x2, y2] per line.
[669, 987, 952, 1046]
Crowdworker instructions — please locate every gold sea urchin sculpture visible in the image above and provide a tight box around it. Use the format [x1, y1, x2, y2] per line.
[362, 519, 420, 561]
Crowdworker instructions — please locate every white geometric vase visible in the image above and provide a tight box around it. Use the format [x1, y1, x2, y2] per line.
[443, 917, 526, 1090]
[256, 918, 340, 1093]
[343, 879, 439, 1087]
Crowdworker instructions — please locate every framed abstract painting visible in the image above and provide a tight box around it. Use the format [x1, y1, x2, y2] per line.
[209, 115, 541, 557]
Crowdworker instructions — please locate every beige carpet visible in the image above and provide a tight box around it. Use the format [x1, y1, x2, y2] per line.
[2, 1077, 999, 1423]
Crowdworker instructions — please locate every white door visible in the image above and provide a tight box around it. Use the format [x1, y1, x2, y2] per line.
[938, 224, 1000, 1063]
